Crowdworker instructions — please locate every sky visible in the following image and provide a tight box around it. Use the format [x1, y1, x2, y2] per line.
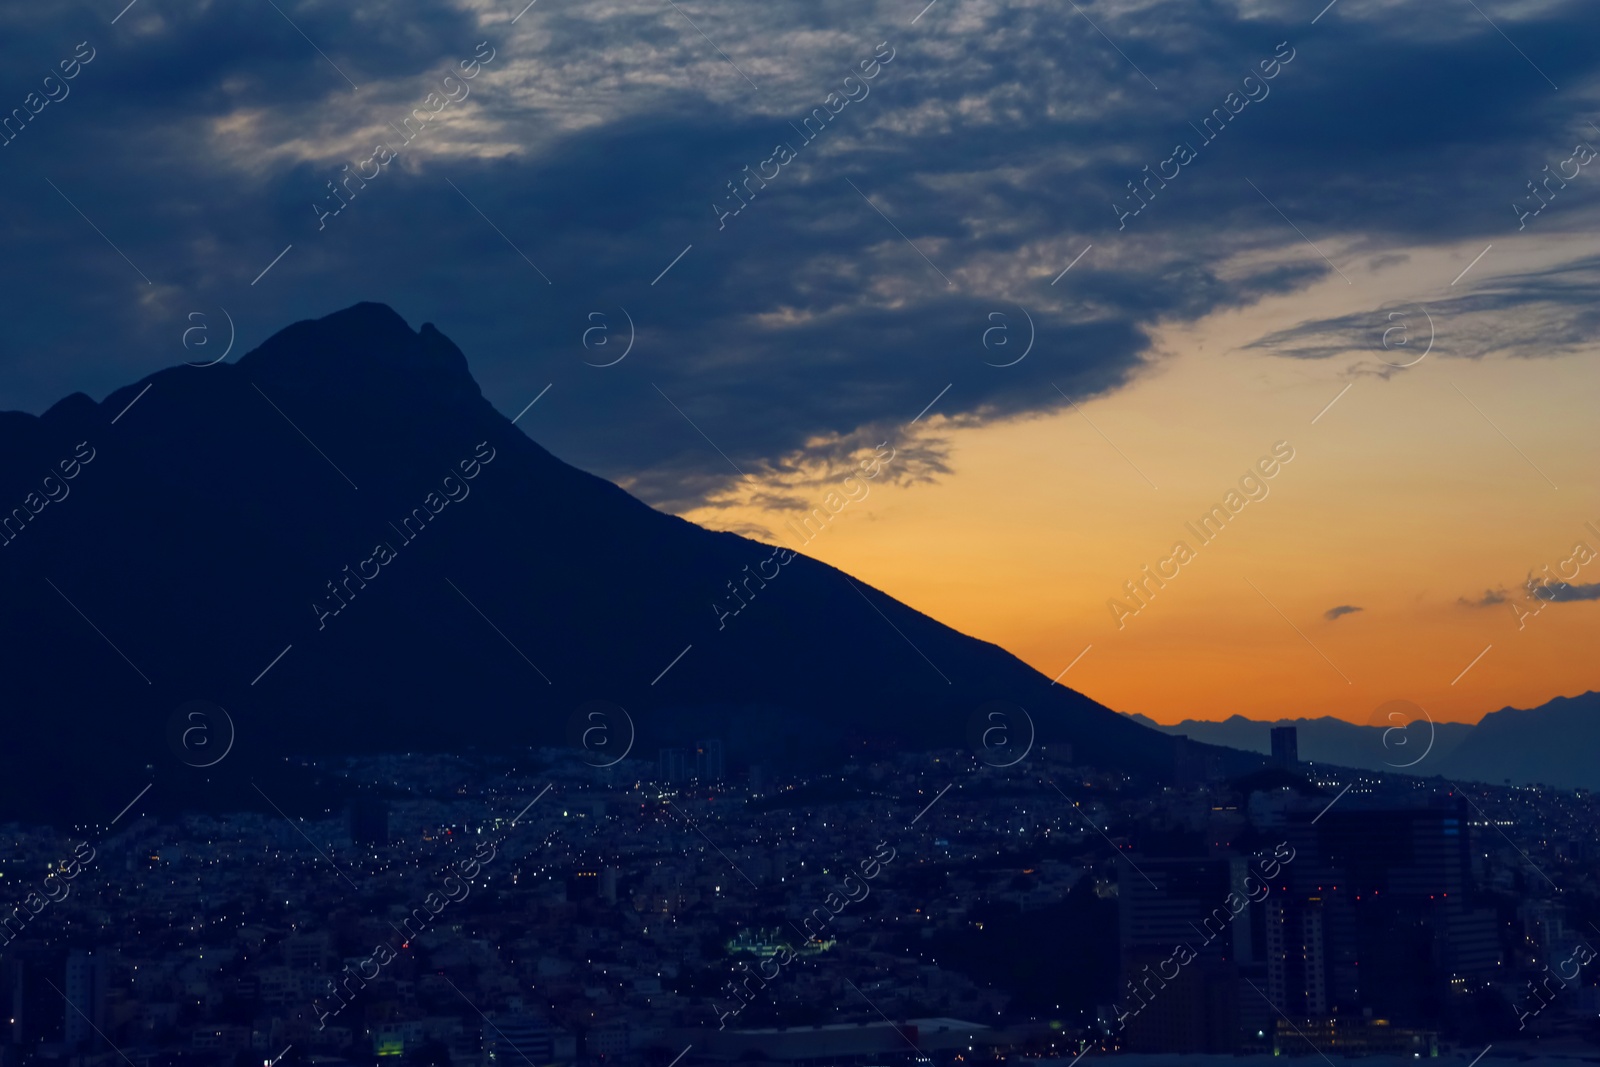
[1, 0, 1596, 726]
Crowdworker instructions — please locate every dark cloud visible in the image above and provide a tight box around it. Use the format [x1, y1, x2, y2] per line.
[1530, 581, 1600, 603]
[1460, 581, 1600, 608]
[0, 0, 1597, 507]
[1323, 604, 1362, 621]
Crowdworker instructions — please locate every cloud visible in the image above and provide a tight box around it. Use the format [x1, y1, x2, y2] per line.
[1323, 604, 1362, 620]
[1245, 255, 1600, 367]
[1531, 581, 1600, 602]
[1, 0, 1598, 507]
[1460, 581, 1600, 608]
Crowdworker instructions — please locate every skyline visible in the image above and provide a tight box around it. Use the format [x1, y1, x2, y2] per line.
[4, 0, 1600, 1056]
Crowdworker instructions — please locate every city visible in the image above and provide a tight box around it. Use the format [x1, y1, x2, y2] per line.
[3, 726, 1595, 1067]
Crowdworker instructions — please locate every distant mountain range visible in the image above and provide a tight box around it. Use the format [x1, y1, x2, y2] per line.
[1132, 690, 1600, 790]
[0, 302, 1260, 824]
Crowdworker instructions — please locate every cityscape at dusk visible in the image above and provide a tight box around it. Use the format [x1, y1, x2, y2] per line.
[2, 0, 1599, 1064]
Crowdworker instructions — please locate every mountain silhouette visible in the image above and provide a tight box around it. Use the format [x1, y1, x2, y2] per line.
[0, 303, 1245, 822]
[1128, 713, 1474, 778]
[1131, 693, 1600, 790]
[1433, 690, 1600, 790]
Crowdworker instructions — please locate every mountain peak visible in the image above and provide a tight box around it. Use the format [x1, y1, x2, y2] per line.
[0, 301, 1225, 822]
[327, 299, 413, 329]
[235, 302, 481, 406]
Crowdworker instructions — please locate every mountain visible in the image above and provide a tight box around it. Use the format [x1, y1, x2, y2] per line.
[1436, 691, 1600, 790]
[0, 303, 1254, 823]
[1132, 694, 1600, 790]
[1127, 713, 1473, 774]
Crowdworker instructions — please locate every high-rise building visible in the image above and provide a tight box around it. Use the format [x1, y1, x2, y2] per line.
[1270, 796, 1491, 1028]
[1270, 727, 1298, 770]
[658, 747, 688, 783]
[1265, 894, 1327, 1016]
[3, 947, 63, 1047]
[1120, 949, 1239, 1054]
[694, 739, 725, 782]
[63, 950, 108, 1048]
[1169, 735, 1218, 786]
[1117, 857, 1244, 1053]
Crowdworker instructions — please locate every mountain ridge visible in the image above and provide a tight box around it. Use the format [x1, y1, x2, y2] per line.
[1131, 692, 1600, 789]
[0, 302, 1255, 824]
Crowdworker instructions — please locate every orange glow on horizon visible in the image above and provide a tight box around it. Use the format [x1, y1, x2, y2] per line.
[678, 241, 1600, 727]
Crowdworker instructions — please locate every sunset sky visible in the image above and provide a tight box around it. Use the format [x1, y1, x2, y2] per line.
[2, 0, 1596, 726]
[681, 236, 1600, 725]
